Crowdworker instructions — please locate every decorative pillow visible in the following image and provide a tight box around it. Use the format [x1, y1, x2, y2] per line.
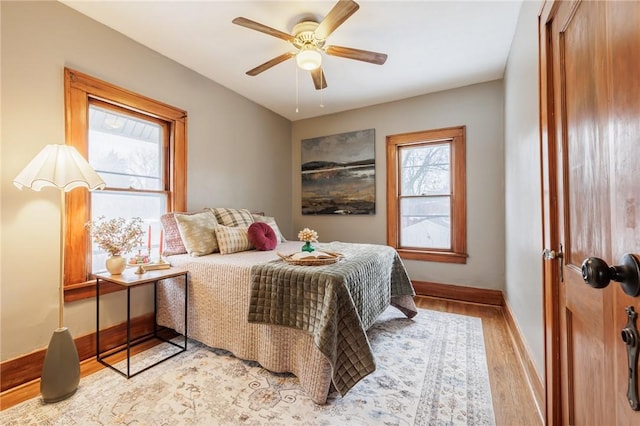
[251, 214, 286, 242]
[248, 222, 277, 251]
[215, 225, 254, 254]
[174, 210, 219, 257]
[209, 207, 254, 227]
[160, 211, 201, 256]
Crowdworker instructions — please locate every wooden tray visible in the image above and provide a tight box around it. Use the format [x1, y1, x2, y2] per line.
[277, 250, 343, 266]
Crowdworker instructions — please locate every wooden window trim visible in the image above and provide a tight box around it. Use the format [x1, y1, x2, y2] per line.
[63, 68, 187, 301]
[386, 126, 467, 263]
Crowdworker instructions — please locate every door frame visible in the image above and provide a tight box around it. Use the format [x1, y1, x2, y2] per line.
[539, 1, 564, 425]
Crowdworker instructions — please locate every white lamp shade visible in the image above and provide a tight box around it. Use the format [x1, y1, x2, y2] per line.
[296, 47, 322, 71]
[13, 144, 105, 192]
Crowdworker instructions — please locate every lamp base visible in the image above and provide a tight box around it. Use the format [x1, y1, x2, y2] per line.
[40, 327, 80, 403]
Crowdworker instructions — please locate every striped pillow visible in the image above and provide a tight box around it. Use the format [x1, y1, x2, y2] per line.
[210, 207, 254, 227]
[214, 225, 254, 254]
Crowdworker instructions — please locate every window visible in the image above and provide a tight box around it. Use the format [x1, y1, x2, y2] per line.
[64, 68, 187, 300]
[88, 101, 169, 272]
[386, 126, 467, 263]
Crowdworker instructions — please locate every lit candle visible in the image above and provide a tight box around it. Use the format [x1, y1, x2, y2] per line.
[147, 225, 152, 252]
[159, 229, 163, 256]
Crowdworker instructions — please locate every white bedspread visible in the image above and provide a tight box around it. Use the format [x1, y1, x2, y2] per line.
[157, 242, 333, 403]
[156, 241, 416, 404]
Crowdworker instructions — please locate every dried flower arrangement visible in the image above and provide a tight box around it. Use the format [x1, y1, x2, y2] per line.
[85, 216, 144, 256]
[297, 228, 319, 243]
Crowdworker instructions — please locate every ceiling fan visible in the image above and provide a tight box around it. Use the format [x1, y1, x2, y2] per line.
[232, 0, 387, 90]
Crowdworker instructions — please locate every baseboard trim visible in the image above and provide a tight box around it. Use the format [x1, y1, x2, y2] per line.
[502, 299, 545, 422]
[0, 313, 155, 393]
[412, 280, 504, 306]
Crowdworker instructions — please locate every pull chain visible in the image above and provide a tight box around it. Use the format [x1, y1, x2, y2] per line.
[320, 70, 324, 108]
[295, 65, 299, 114]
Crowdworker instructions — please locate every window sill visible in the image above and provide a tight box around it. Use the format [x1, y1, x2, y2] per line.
[64, 279, 124, 302]
[396, 248, 468, 264]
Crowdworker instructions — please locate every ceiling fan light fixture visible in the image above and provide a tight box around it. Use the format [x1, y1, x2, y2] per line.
[296, 46, 322, 71]
[233, 0, 386, 91]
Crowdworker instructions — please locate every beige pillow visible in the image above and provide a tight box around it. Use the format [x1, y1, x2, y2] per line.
[215, 225, 254, 254]
[251, 214, 286, 242]
[174, 210, 219, 257]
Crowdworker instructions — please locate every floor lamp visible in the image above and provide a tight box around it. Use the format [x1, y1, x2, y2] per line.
[13, 144, 105, 403]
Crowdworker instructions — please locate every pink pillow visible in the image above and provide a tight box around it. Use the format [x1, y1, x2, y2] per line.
[160, 211, 201, 256]
[248, 222, 277, 251]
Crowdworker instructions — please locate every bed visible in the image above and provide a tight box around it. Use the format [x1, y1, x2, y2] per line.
[156, 240, 417, 404]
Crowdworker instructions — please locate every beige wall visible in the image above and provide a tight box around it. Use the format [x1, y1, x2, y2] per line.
[0, 1, 291, 360]
[504, 0, 544, 377]
[292, 80, 506, 290]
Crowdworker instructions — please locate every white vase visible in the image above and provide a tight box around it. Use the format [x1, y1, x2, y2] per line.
[105, 254, 126, 275]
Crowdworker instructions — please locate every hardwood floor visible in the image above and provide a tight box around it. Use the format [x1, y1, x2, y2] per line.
[2, 296, 543, 425]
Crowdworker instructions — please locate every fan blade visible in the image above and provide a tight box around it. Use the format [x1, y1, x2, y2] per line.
[246, 52, 295, 76]
[315, 0, 360, 40]
[311, 68, 328, 90]
[325, 45, 387, 65]
[232, 17, 294, 42]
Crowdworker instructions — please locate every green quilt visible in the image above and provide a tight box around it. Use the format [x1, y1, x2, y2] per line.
[249, 242, 417, 395]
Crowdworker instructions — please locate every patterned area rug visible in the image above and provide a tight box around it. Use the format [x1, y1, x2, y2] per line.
[1, 307, 495, 425]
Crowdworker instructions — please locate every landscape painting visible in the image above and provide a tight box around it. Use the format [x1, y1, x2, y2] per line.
[301, 129, 375, 215]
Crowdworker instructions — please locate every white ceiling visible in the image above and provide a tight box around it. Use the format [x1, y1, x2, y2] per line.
[59, 0, 523, 121]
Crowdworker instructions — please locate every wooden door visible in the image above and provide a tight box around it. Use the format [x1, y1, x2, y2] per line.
[541, 1, 640, 425]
